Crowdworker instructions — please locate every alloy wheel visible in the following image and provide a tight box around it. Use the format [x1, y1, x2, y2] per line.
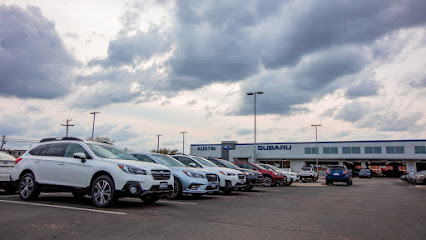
[93, 180, 112, 205]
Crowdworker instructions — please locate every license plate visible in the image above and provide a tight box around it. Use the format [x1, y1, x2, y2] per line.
[334, 173, 340, 176]
[211, 183, 217, 188]
[239, 180, 245, 184]
[159, 182, 168, 189]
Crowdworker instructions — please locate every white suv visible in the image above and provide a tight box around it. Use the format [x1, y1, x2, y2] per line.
[299, 166, 318, 181]
[10, 137, 174, 207]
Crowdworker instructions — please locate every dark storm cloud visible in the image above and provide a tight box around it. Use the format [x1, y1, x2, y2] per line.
[82, 0, 426, 111]
[346, 79, 381, 99]
[89, 29, 171, 68]
[0, 5, 77, 99]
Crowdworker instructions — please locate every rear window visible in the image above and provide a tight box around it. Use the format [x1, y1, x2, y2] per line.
[329, 166, 346, 171]
[301, 167, 312, 171]
[29, 144, 49, 156]
[360, 169, 371, 173]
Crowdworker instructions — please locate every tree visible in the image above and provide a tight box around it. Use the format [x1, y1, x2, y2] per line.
[151, 148, 179, 155]
[89, 136, 114, 145]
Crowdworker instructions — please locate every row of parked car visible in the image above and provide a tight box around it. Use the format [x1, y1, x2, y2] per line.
[0, 137, 302, 208]
[400, 170, 426, 184]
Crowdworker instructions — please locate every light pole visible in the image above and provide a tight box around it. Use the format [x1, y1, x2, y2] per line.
[311, 124, 322, 174]
[90, 112, 100, 140]
[156, 134, 162, 153]
[180, 131, 187, 154]
[246, 91, 263, 163]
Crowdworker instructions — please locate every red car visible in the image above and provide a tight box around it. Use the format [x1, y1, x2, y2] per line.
[233, 162, 285, 187]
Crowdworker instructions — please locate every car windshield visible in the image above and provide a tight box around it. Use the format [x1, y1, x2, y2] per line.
[360, 169, 371, 173]
[86, 143, 136, 160]
[216, 159, 239, 169]
[301, 167, 312, 171]
[262, 164, 280, 171]
[253, 164, 266, 170]
[152, 154, 185, 167]
[193, 157, 218, 167]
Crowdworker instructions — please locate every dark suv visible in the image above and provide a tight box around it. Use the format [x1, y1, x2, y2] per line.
[326, 165, 352, 186]
[208, 158, 264, 190]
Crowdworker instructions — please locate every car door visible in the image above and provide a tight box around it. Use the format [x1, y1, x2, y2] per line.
[37, 143, 68, 185]
[57, 143, 92, 187]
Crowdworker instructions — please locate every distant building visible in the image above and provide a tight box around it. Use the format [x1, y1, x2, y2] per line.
[191, 139, 426, 174]
[4, 149, 26, 158]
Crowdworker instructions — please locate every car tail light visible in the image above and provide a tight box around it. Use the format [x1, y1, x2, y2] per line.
[343, 171, 349, 175]
[15, 157, 23, 165]
[326, 170, 330, 174]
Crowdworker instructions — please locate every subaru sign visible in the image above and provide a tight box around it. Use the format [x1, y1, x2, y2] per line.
[222, 145, 232, 150]
[258, 145, 292, 150]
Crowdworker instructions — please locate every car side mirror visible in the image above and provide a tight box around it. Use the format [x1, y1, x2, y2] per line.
[74, 152, 87, 163]
[189, 163, 197, 168]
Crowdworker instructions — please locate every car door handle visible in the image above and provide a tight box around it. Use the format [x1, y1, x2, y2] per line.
[59, 162, 65, 166]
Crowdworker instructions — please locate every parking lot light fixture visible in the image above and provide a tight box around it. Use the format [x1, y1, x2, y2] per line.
[246, 91, 263, 163]
[311, 124, 322, 174]
[90, 112, 100, 140]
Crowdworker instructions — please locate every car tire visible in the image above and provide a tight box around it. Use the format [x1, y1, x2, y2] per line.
[264, 176, 274, 187]
[284, 179, 293, 186]
[326, 179, 329, 185]
[167, 178, 182, 199]
[141, 195, 160, 204]
[244, 185, 254, 191]
[18, 172, 40, 200]
[91, 175, 117, 208]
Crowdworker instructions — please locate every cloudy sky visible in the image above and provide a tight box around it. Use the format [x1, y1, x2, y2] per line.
[1, 0, 426, 152]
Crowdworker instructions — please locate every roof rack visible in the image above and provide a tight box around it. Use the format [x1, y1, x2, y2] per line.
[40, 137, 83, 143]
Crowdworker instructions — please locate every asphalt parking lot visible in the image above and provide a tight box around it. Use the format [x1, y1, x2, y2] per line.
[1, 178, 425, 240]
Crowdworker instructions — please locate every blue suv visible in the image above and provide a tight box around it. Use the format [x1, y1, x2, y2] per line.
[326, 165, 352, 186]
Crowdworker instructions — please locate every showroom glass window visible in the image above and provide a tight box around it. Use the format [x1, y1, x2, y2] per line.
[386, 146, 405, 154]
[415, 146, 426, 154]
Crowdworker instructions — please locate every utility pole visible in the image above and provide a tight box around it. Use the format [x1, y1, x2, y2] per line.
[61, 119, 74, 137]
[311, 124, 322, 174]
[90, 112, 100, 140]
[156, 134, 162, 153]
[180, 131, 187, 154]
[0, 135, 5, 151]
[246, 91, 263, 163]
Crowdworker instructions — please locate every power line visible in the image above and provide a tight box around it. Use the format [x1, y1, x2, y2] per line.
[61, 119, 74, 137]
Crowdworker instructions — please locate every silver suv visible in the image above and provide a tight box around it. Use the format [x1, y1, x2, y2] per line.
[11, 137, 174, 207]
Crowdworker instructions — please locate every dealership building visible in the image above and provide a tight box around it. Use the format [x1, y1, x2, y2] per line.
[190, 140, 426, 175]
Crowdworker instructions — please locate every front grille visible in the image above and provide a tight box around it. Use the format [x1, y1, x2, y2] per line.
[206, 174, 218, 182]
[151, 170, 171, 180]
[238, 174, 245, 180]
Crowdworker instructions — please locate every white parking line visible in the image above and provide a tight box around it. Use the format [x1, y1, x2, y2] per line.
[0, 200, 127, 215]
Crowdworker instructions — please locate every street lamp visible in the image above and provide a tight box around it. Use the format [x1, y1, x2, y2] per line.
[180, 131, 187, 154]
[311, 124, 322, 174]
[246, 91, 263, 163]
[90, 112, 100, 140]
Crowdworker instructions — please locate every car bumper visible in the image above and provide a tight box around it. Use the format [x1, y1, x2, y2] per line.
[326, 175, 351, 181]
[120, 181, 173, 198]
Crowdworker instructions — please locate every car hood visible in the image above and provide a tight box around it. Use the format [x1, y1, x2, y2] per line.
[203, 166, 243, 175]
[169, 166, 215, 175]
[102, 158, 171, 171]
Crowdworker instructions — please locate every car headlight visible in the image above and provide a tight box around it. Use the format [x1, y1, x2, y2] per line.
[182, 170, 204, 178]
[220, 171, 236, 176]
[118, 164, 147, 175]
